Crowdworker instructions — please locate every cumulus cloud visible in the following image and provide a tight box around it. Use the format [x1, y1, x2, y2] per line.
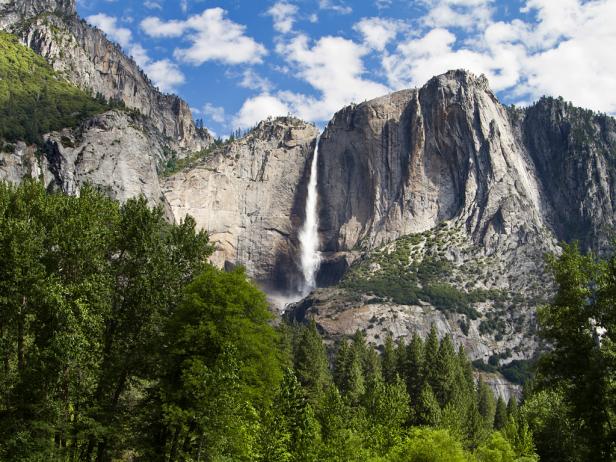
[354, 17, 407, 51]
[277, 34, 389, 120]
[233, 94, 290, 128]
[239, 69, 273, 93]
[267, 1, 299, 34]
[141, 8, 267, 65]
[420, 0, 494, 30]
[234, 34, 389, 127]
[201, 103, 226, 124]
[87, 13, 132, 47]
[377, 0, 616, 113]
[87, 13, 185, 92]
[233, 0, 616, 129]
[143, 1, 162, 10]
[318, 0, 352, 15]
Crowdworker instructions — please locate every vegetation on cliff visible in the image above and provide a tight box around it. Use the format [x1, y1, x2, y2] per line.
[0, 32, 109, 144]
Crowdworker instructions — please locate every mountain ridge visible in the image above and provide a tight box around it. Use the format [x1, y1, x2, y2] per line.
[0, 0, 210, 153]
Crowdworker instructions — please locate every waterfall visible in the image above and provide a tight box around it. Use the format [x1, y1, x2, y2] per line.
[299, 136, 321, 294]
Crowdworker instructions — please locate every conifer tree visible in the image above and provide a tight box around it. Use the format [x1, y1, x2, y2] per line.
[494, 397, 508, 430]
[477, 378, 497, 431]
[382, 334, 398, 384]
[405, 334, 425, 401]
[293, 320, 331, 403]
[415, 384, 441, 426]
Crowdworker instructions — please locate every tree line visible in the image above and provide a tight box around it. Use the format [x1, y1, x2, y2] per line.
[0, 181, 613, 461]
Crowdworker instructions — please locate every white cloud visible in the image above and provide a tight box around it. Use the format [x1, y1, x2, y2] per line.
[87, 13, 132, 47]
[202, 103, 226, 124]
[143, 1, 162, 10]
[141, 8, 267, 65]
[318, 0, 352, 15]
[516, 0, 616, 112]
[233, 94, 290, 128]
[87, 13, 185, 92]
[267, 1, 299, 34]
[277, 34, 389, 120]
[354, 17, 407, 51]
[233, 33, 390, 128]
[140, 56, 186, 92]
[180, 0, 188, 14]
[379, 0, 616, 114]
[375, 0, 393, 9]
[239, 69, 273, 93]
[420, 0, 494, 31]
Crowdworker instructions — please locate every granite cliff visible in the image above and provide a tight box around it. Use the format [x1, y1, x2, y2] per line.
[164, 117, 320, 294]
[283, 71, 616, 398]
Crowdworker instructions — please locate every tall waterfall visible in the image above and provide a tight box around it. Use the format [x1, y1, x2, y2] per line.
[299, 136, 321, 294]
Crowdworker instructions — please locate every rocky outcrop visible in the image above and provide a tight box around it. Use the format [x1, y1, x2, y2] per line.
[163, 118, 320, 292]
[0, 0, 210, 154]
[518, 98, 616, 253]
[1, 110, 171, 210]
[0, 0, 75, 29]
[319, 71, 551, 257]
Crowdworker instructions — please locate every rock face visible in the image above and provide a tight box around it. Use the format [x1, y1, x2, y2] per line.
[0, 110, 172, 210]
[164, 118, 320, 292]
[319, 71, 550, 257]
[0, 0, 210, 154]
[519, 98, 616, 253]
[286, 70, 616, 375]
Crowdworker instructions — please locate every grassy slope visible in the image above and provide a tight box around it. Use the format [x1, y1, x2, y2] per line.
[0, 32, 107, 144]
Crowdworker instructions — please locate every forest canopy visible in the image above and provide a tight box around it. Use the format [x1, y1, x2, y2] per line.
[0, 181, 612, 461]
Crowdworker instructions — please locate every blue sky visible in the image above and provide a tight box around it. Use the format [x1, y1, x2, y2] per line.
[76, 0, 616, 137]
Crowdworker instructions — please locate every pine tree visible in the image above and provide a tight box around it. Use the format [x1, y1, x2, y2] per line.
[334, 339, 351, 394]
[423, 326, 440, 393]
[382, 335, 398, 384]
[507, 396, 518, 418]
[433, 335, 458, 407]
[414, 384, 441, 426]
[494, 397, 508, 430]
[293, 321, 331, 403]
[405, 334, 425, 401]
[477, 378, 496, 431]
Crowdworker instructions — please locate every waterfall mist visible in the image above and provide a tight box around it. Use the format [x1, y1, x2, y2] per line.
[298, 136, 321, 295]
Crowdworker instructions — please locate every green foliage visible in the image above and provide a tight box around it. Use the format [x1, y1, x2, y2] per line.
[0, 180, 213, 461]
[340, 231, 487, 318]
[0, 32, 109, 144]
[161, 136, 229, 176]
[383, 428, 468, 462]
[475, 432, 516, 462]
[530, 244, 616, 461]
[0, 182, 541, 461]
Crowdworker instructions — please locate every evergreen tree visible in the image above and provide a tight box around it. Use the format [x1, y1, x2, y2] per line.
[494, 397, 508, 430]
[405, 334, 425, 401]
[477, 378, 497, 431]
[432, 335, 458, 407]
[382, 334, 398, 384]
[293, 320, 331, 403]
[415, 384, 441, 426]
